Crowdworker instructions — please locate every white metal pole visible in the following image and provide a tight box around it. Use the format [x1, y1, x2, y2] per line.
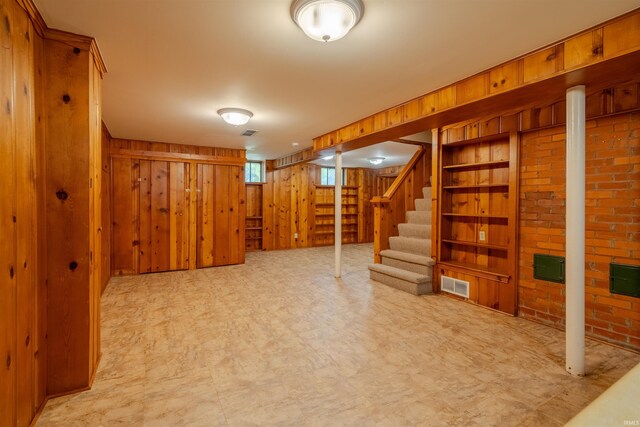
[335, 152, 342, 278]
[566, 85, 586, 376]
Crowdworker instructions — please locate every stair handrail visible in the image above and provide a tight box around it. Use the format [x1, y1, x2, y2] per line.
[371, 146, 429, 263]
[385, 146, 425, 199]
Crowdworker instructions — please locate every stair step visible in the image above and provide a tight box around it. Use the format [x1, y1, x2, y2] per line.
[382, 256, 433, 276]
[389, 236, 431, 256]
[423, 187, 432, 200]
[406, 210, 431, 225]
[380, 249, 435, 267]
[398, 223, 431, 239]
[369, 264, 432, 296]
[414, 198, 430, 212]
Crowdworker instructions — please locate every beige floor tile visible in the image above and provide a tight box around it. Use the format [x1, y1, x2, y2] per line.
[37, 243, 640, 426]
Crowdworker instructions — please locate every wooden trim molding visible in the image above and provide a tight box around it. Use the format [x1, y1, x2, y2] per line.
[313, 8, 640, 154]
[110, 148, 246, 166]
[16, 0, 108, 76]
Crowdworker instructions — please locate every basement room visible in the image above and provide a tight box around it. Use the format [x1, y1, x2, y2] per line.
[1, 0, 640, 425]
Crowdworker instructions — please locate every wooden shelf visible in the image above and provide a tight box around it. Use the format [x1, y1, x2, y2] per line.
[441, 239, 508, 251]
[438, 260, 510, 280]
[315, 203, 358, 207]
[443, 160, 509, 170]
[245, 237, 262, 241]
[246, 216, 262, 220]
[442, 213, 508, 219]
[315, 213, 358, 217]
[443, 184, 508, 190]
[315, 231, 358, 235]
[245, 227, 262, 231]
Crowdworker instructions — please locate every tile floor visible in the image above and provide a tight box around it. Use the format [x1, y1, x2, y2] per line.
[37, 244, 640, 426]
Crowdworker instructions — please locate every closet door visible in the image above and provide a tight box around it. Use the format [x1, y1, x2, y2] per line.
[196, 164, 245, 267]
[138, 160, 191, 273]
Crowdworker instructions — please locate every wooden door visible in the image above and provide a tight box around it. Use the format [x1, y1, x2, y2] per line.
[197, 164, 245, 267]
[138, 160, 190, 273]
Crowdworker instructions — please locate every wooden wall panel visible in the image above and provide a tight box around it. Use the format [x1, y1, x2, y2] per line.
[13, 6, 37, 424]
[0, 0, 19, 423]
[139, 160, 190, 273]
[313, 9, 640, 154]
[111, 158, 136, 275]
[196, 164, 244, 267]
[100, 124, 112, 292]
[43, 36, 91, 394]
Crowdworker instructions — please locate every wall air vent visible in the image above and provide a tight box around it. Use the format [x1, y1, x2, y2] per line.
[441, 275, 470, 298]
[242, 129, 258, 136]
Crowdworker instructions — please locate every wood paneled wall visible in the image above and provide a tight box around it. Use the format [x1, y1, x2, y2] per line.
[262, 163, 393, 251]
[0, 0, 44, 424]
[101, 124, 112, 293]
[1, 0, 107, 424]
[110, 139, 246, 275]
[313, 10, 640, 154]
[42, 32, 104, 397]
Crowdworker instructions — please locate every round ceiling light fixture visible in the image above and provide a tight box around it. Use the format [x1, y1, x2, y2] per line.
[368, 157, 385, 165]
[291, 0, 364, 42]
[217, 108, 253, 126]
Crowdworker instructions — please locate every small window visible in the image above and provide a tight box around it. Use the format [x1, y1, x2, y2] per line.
[320, 167, 347, 186]
[245, 161, 262, 183]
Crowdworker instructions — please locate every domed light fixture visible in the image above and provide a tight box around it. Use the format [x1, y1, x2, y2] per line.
[217, 108, 253, 126]
[291, 0, 364, 42]
[368, 157, 385, 165]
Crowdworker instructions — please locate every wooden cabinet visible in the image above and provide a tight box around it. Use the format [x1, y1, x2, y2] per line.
[436, 132, 518, 314]
[111, 154, 245, 274]
[313, 185, 359, 246]
[196, 164, 245, 267]
[138, 161, 191, 273]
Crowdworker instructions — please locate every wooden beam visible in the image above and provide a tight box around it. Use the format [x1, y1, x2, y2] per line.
[313, 9, 640, 155]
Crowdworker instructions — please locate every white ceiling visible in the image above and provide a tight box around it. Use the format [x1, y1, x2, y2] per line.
[34, 0, 640, 160]
[311, 141, 420, 169]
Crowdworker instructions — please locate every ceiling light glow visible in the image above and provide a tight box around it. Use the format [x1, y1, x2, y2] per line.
[291, 0, 364, 42]
[322, 155, 334, 160]
[217, 108, 253, 126]
[368, 157, 385, 165]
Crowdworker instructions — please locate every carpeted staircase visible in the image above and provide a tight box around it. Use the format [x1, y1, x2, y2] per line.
[368, 186, 434, 295]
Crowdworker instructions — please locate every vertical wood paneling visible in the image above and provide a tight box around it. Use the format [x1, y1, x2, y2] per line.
[14, 7, 36, 424]
[111, 158, 136, 274]
[44, 37, 92, 395]
[0, 0, 18, 423]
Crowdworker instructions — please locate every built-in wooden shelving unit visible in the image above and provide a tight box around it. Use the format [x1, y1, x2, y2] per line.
[314, 185, 359, 246]
[436, 132, 519, 314]
[245, 183, 264, 251]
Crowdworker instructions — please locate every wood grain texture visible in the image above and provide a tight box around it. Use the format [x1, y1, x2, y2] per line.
[0, 0, 19, 423]
[43, 35, 103, 396]
[372, 148, 432, 263]
[435, 132, 518, 315]
[313, 9, 640, 155]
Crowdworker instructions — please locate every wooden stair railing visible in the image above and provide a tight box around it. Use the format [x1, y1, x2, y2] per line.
[371, 146, 431, 263]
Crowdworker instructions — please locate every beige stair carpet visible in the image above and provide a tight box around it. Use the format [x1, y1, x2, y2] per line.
[368, 186, 434, 295]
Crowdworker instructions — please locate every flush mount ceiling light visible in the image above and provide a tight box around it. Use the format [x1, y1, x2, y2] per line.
[322, 155, 334, 160]
[291, 0, 364, 42]
[368, 157, 385, 165]
[217, 108, 253, 126]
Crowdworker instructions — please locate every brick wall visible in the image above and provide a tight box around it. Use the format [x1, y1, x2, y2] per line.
[519, 111, 640, 351]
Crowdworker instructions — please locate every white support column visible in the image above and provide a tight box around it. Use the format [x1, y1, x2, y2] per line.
[566, 85, 586, 376]
[335, 152, 342, 278]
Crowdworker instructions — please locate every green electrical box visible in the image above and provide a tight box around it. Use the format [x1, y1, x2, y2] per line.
[533, 254, 565, 283]
[610, 263, 640, 298]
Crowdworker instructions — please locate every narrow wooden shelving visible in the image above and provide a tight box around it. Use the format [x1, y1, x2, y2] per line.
[443, 183, 508, 190]
[443, 160, 509, 170]
[314, 185, 359, 245]
[442, 213, 508, 219]
[438, 260, 510, 280]
[437, 131, 518, 315]
[441, 239, 508, 251]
